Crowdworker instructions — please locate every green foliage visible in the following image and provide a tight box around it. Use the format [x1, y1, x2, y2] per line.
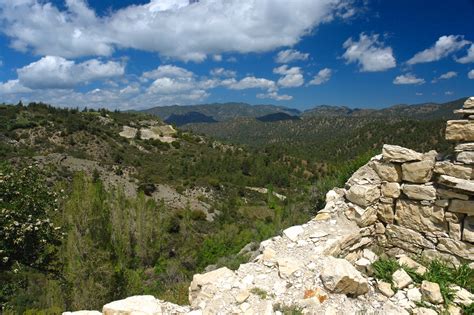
[250, 287, 268, 299]
[372, 258, 400, 284]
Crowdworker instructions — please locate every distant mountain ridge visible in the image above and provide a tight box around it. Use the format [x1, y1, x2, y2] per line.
[164, 111, 217, 126]
[256, 112, 300, 122]
[143, 102, 301, 122]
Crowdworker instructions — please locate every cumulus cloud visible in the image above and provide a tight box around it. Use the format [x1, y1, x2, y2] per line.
[342, 33, 396, 72]
[275, 49, 310, 63]
[439, 71, 457, 80]
[0, 80, 32, 94]
[257, 91, 293, 101]
[224, 76, 277, 91]
[309, 68, 332, 85]
[407, 35, 470, 65]
[0, 0, 354, 61]
[393, 73, 425, 85]
[457, 44, 474, 64]
[445, 91, 453, 95]
[469, 70, 474, 79]
[210, 68, 237, 78]
[273, 65, 304, 88]
[16, 56, 125, 89]
[142, 65, 194, 81]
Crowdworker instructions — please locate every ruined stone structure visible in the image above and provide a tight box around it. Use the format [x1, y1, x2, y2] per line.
[65, 98, 474, 315]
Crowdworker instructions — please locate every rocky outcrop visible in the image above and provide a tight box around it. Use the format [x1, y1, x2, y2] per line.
[65, 98, 474, 314]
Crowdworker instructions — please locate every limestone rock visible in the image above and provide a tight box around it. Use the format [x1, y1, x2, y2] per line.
[445, 212, 464, 240]
[412, 308, 437, 315]
[386, 224, 435, 253]
[314, 213, 331, 221]
[380, 301, 410, 315]
[189, 267, 235, 304]
[406, 287, 422, 302]
[451, 285, 474, 306]
[382, 145, 423, 163]
[437, 188, 469, 200]
[346, 203, 378, 227]
[446, 120, 474, 141]
[464, 96, 474, 108]
[437, 238, 474, 261]
[381, 182, 401, 198]
[402, 184, 436, 200]
[277, 257, 302, 278]
[392, 269, 412, 289]
[449, 199, 474, 216]
[346, 184, 380, 207]
[438, 175, 474, 193]
[447, 305, 462, 315]
[463, 216, 474, 243]
[434, 161, 472, 179]
[457, 151, 474, 164]
[402, 158, 435, 183]
[102, 296, 162, 315]
[377, 202, 394, 224]
[119, 126, 138, 139]
[235, 289, 250, 304]
[395, 200, 446, 233]
[346, 163, 382, 187]
[362, 249, 378, 263]
[320, 257, 369, 296]
[420, 280, 444, 304]
[455, 142, 474, 151]
[63, 312, 101, 315]
[398, 255, 427, 275]
[283, 225, 304, 242]
[377, 281, 394, 297]
[373, 161, 402, 182]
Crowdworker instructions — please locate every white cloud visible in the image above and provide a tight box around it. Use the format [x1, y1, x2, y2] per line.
[445, 91, 453, 95]
[224, 76, 277, 91]
[407, 35, 470, 65]
[0, 80, 32, 94]
[342, 33, 396, 72]
[309, 68, 332, 85]
[17, 56, 125, 89]
[416, 92, 423, 96]
[0, 0, 354, 61]
[438, 71, 457, 80]
[212, 54, 223, 62]
[0, 60, 3, 67]
[257, 91, 293, 101]
[210, 68, 237, 78]
[273, 65, 304, 88]
[393, 73, 425, 85]
[275, 49, 309, 63]
[457, 44, 474, 64]
[142, 65, 194, 81]
[469, 70, 474, 79]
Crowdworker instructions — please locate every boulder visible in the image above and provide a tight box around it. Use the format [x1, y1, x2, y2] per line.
[382, 145, 423, 163]
[397, 255, 427, 275]
[434, 161, 472, 179]
[455, 142, 474, 151]
[457, 151, 474, 164]
[283, 225, 304, 242]
[437, 238, 474, 261]
[402, 184, 436, 200]
[381, 182, 401, 198]
[406, 287, 422, 302]
[373, 161, 402, 182]
[189, 267, 235, 304]
[464, 96, 474, 108]
[392, 269, 412, 289]
[320, 257, 369, 296]
[448, 199, 474, 215]
[446, 120, 474, 141]
[377, 203, 395, 224]
[346, 163, 382, 187]
[463, 216, 474, 243]
[346, 184, 380, 207]
[102, 296, 162, 315]
[377, 281, 395, 297]
[395, 200, 446, 233]
[402, 158, 435, 183]
[437, 175, 474, 193]
[420, 281, 444, 304]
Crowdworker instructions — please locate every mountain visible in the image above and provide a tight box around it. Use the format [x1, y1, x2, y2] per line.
[142, 102, 301, 122]
[164, 111, 217, 126]
[256, 112, 300, 122]
[303, 98, 466, 120]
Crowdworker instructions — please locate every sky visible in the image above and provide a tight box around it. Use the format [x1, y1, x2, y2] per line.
[0, 0, 473, 110]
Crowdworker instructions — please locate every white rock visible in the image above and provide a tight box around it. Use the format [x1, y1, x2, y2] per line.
[377, 280, 395, 297]
[346, 184, 380, 207]
[382, 145, 423, 163]
[392, 269, 412, 289]
[63, 312, 101, 315]
[277, 257, 302, 278]
[412, 307, 438, 315]
[398, 255, 427, 275]
[463, 216, 474, 243]
[362, 249, 378, 263]
[451, 285, 474, 306]
[420, 280, 444, 304]
[102, 296, 162, 315]
[283, 225, 304, 242]
[406, 288, 422, 302]
[401, 184, 436, 200]
[235, 289, 250, 303]
[320, 257, 369, 296]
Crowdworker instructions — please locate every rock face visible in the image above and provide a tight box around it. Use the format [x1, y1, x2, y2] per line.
[320, 257, 369, 296]
[67, 97, 474, 315]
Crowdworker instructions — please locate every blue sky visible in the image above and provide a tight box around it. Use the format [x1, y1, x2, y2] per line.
[0, 0, 473, 110]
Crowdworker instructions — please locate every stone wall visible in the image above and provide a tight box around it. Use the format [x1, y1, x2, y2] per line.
[331, 97, 474, 265]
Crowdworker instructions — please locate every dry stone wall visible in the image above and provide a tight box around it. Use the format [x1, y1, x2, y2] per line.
[64, 98, 474, 315]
